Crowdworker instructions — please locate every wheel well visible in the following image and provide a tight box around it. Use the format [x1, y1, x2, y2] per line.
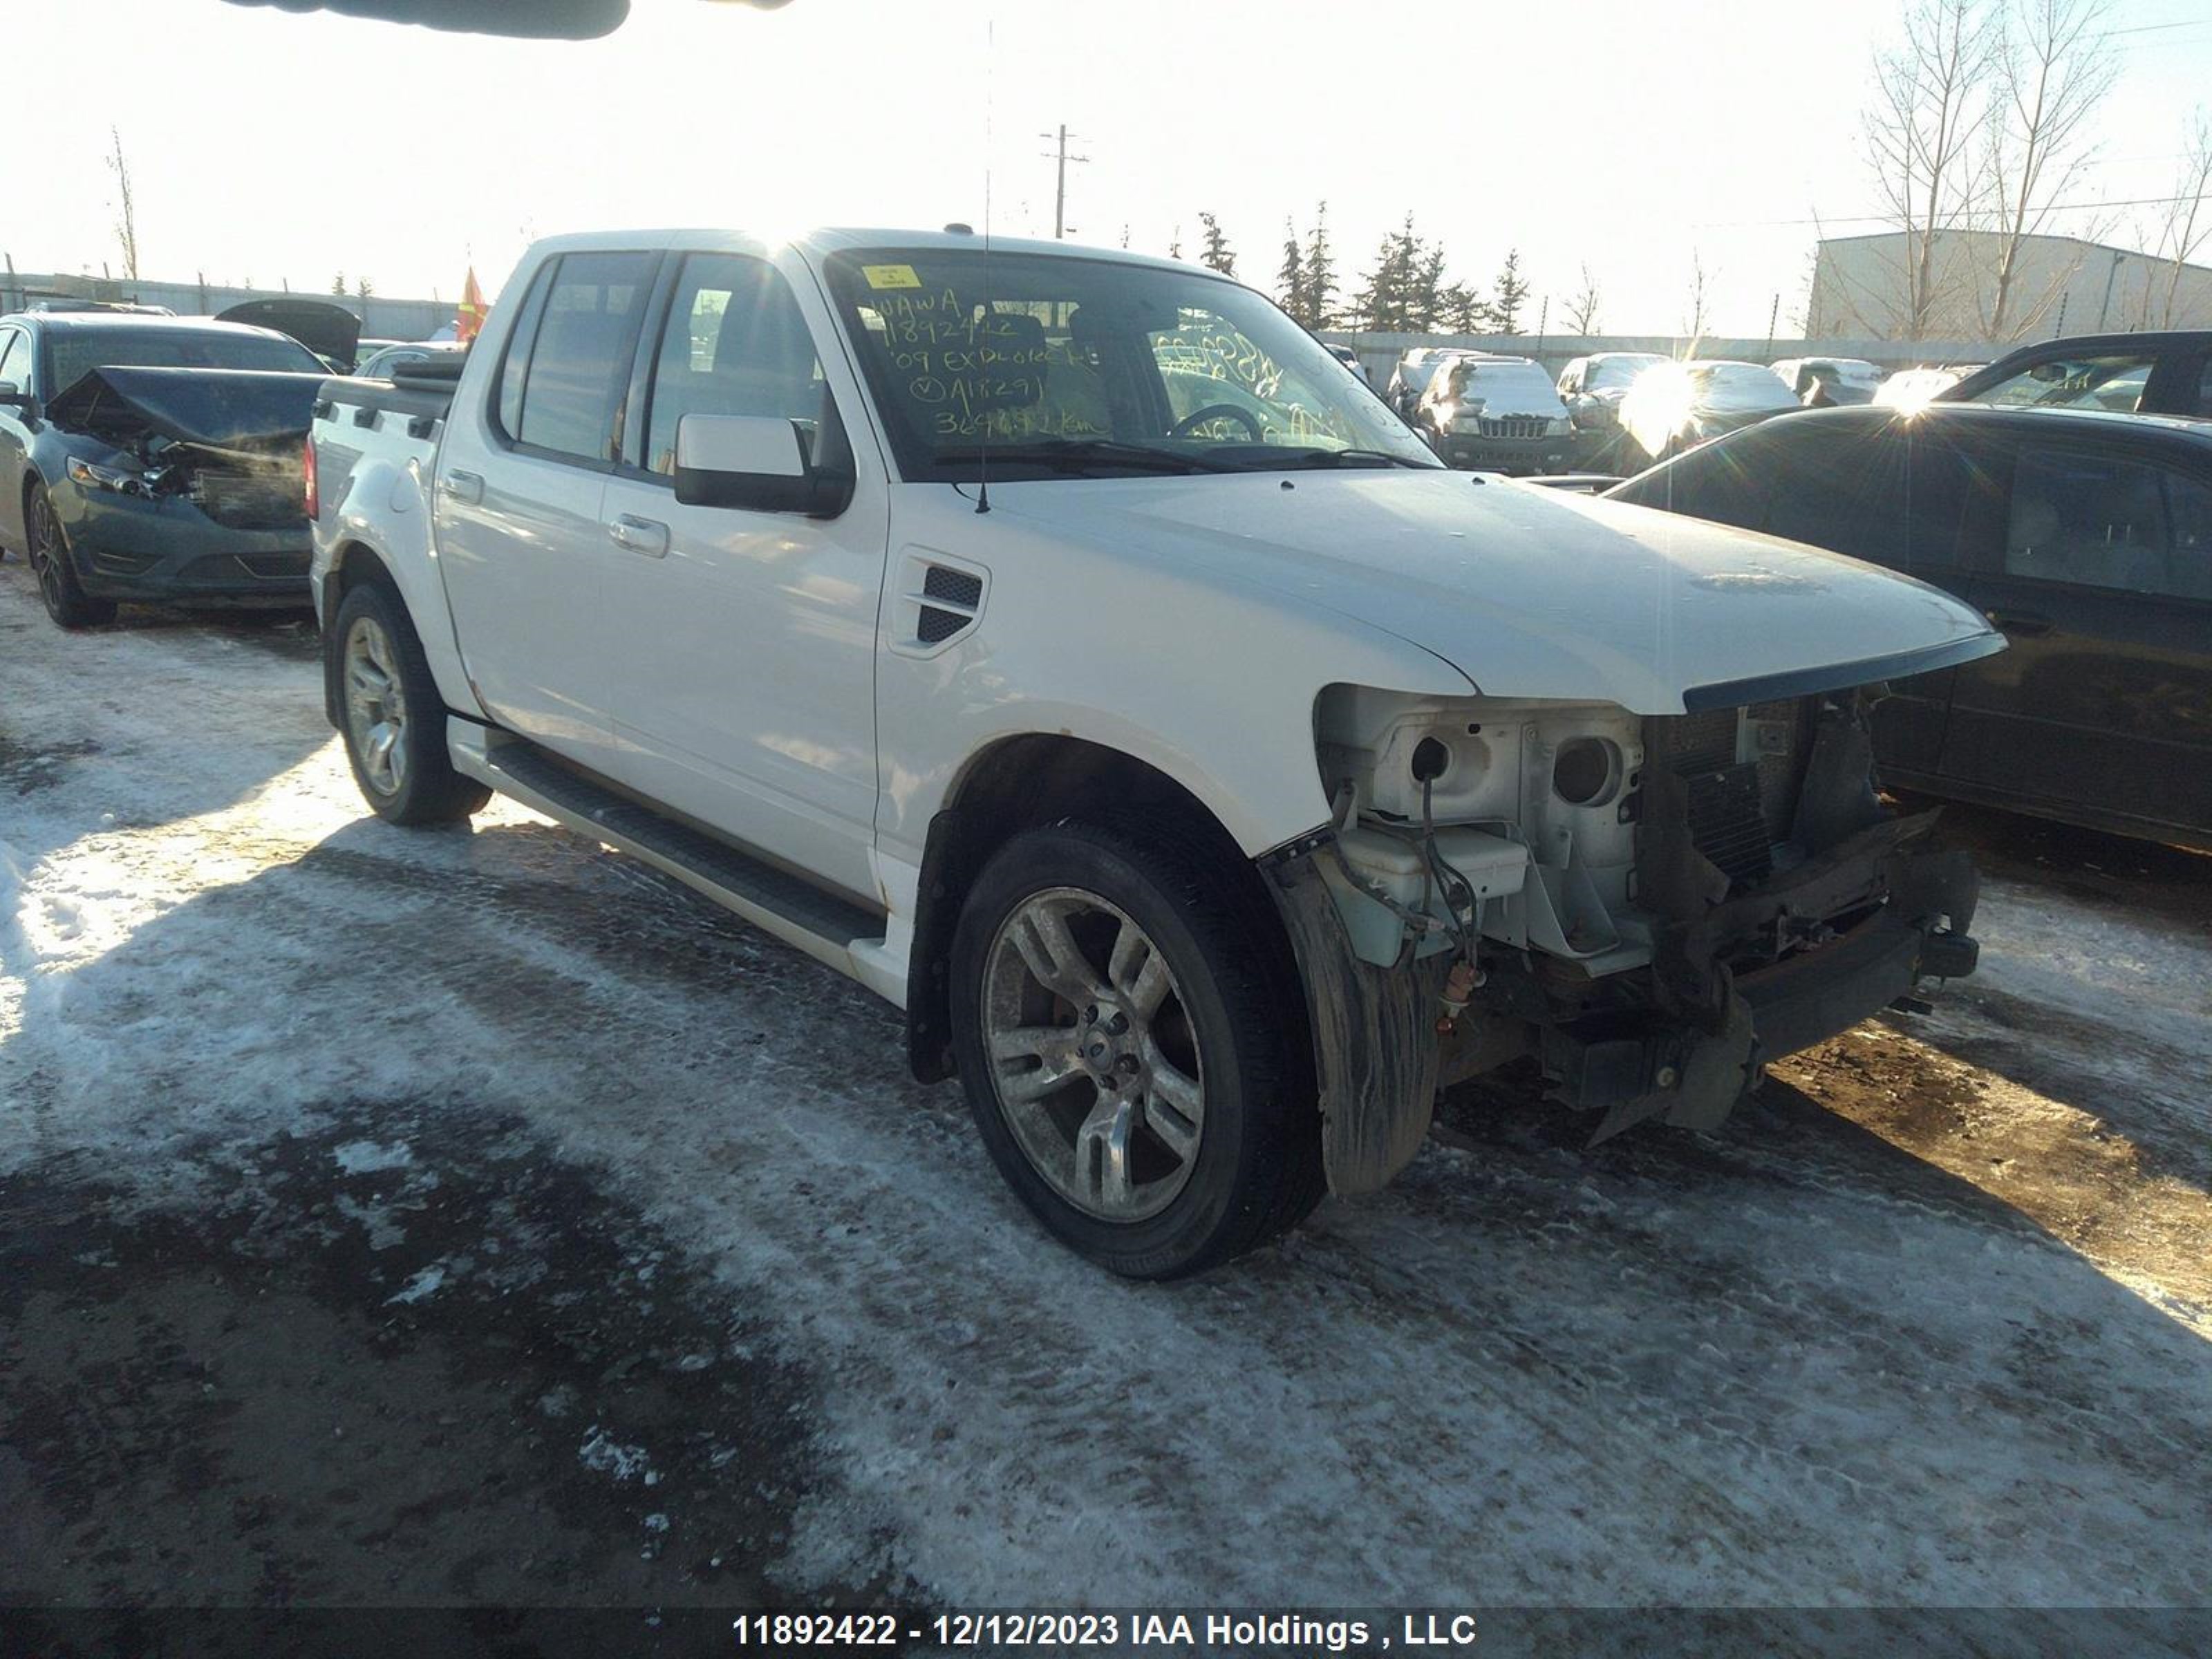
[904, 734, 1295, 1084]
[319, 543, 397, 725]
[324, 541, 395, 625]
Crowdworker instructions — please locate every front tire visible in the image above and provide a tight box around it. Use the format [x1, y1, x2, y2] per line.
[332, 579, 491, 826]
[949, 821, 1322, 1279]
[25, 485, 118, 629]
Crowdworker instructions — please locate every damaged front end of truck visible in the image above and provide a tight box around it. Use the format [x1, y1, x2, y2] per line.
[1271, 679, 1983, 1194]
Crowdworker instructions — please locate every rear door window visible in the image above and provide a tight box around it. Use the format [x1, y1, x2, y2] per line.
[2005, 442, 2195, 596]
[507, 251, 657, 464]
[494, 262, 556, 439]
[2159, 468, 2212, 601]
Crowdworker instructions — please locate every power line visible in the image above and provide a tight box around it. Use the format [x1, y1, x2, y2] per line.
[1694, 190, 2210, 229]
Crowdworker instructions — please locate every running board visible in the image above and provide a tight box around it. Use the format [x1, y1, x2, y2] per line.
[450, 727, 890, 988]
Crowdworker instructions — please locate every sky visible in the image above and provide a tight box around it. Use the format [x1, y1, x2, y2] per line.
[10, 0, 2212, 337]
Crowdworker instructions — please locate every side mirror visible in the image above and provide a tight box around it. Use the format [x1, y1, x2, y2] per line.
[673, 413, 854, 518]
[0, 380, 28, 409]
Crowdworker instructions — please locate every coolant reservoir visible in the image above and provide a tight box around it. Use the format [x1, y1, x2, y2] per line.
[1331, 826, 1529, 963]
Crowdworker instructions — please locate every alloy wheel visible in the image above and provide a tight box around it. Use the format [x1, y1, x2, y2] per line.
[343, 616, 409, 796]
[28, 493, 67, 616]
[982, 888, 1206, 1221]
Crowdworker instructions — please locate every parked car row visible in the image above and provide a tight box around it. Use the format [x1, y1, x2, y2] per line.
[1376, 330, 2212, 478]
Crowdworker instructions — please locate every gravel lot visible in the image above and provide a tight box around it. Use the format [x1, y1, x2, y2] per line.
[2, 559, 2208, 1653]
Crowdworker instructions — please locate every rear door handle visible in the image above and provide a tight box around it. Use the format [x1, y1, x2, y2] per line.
[1986, 609, 2053, 637]
[608, 514, 670, 558]
[440, 469, 484, 505]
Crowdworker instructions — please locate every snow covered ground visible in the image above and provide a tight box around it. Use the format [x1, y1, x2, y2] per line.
[2, 562, 2209, 1648]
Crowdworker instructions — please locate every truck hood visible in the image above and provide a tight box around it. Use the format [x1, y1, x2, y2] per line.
[48, 367, 328, 462]
[987, 469, 2002, 714]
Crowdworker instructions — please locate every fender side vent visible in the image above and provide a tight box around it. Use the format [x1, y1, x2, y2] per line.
[922, 565, 982, 608]
[893, 550, 988, 656]
[917, 604, 970, 644]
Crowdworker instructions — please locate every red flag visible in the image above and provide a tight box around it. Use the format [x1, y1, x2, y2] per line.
[455, 266, 487, 344]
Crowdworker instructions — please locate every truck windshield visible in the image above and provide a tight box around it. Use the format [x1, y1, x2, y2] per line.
[824, 247, 1438, 478]
[46, 327, 324, 395]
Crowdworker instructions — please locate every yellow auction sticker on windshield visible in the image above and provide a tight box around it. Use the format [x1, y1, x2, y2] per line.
[863, 263, 923, 290]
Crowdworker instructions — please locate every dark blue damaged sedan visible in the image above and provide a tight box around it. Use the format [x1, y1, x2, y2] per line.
[0, 312, 335, 627]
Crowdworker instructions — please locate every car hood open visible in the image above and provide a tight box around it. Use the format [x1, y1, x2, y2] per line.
[215, 298, 362, 367]
[48, 367, 330, 462]
[988, 469, 2003, 715]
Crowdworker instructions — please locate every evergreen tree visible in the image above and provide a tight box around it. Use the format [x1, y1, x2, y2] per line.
[1302, 201, 1336, 328]
[1440, 283, 1494, 335]
[1411, 236, 1447, 332]
[1197, 212, 1237, 276]
[1358, 214, 1447, 332]
[1350, 229, 1407, 332]
[330, 272, 346, 296]
[1277, 219, 1306, 320]
[1491, 248, 1531, 335]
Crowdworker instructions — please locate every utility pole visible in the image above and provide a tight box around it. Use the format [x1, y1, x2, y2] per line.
[1765, 292, 1779, 356]
[1038, 124, 1089, 239]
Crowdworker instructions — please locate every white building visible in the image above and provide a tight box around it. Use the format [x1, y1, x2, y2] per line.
[1809, 229, 2212, 344]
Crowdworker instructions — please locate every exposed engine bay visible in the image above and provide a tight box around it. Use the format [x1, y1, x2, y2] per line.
[47, 366, 324, 528]
[1276, 683, 1981, 1192]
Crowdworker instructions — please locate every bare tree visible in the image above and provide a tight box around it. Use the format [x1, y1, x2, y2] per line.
[1681, 251, 1713, 341]
[1864, 0, 1998, 337]
[2143, 108, 2212, 329]
[1564, 263, 1602, 335]
[1975, 0, 2115, 341]
[106, 126, 141, 281]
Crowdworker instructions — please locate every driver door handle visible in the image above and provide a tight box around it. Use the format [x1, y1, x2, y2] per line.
[608, 514, 670, 558]
[440, 469, 484, 505]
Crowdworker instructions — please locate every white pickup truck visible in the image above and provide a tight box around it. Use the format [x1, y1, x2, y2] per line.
[307, 228, 1998, 1277]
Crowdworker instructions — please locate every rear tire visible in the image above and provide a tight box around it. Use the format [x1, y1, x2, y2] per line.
[949, 820, 1322, 1279]
[332, 578, 491, 826]
[25, 485, 118, 629]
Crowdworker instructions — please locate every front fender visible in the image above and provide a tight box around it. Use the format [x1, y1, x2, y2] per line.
[1268, 852, 1447, 1195]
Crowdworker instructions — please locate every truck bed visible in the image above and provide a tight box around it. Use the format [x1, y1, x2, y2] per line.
[312, 357, 461, 438]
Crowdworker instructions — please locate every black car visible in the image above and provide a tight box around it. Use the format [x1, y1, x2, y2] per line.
[0, 313, 331, 626]
[1606, 403, 2212, 852]
[1940, 330, 2212, 419]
